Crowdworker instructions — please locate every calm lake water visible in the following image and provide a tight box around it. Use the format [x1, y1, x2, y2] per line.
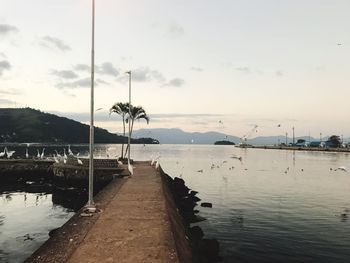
[1, 144, 350, 262]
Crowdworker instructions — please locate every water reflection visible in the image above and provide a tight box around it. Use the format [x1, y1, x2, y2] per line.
[129, 145, 350, 262]
[0, 180, 88, 263]
[1, 144, 350, 263]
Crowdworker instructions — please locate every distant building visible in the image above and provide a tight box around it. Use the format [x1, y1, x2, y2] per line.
[295, 139, 309, 147]
[309, 141, 325, 147]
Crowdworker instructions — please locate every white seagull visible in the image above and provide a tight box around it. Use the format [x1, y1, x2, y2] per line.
[6, 149, 15, 159]
[128, 160, 134, 175]
[0, 147, 7, 158]
[40, 148, 45, 159]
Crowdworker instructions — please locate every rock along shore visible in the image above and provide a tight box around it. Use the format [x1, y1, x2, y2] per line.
[24, 162, 221, 263]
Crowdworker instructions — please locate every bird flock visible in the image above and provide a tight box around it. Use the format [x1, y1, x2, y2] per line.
[0, 145, 84, 165]
[0, 147, 15, 159]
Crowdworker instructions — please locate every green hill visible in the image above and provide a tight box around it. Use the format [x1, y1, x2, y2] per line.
[0, 108, 158, 144]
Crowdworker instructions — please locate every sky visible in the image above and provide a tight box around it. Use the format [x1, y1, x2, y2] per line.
[1, 0, 350, 139]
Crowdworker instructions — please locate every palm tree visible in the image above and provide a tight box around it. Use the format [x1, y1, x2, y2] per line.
[124, 105, 150, 157]
[110, 102, 130, 158]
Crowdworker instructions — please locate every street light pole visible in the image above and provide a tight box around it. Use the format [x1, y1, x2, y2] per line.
[126, 71, 131, 163]
[88, 0, 95, 207]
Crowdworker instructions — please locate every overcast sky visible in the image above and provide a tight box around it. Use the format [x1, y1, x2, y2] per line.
[1, 0, 350, 138]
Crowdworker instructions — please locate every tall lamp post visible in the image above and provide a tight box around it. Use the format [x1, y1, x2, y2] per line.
[88, 0, 95, 207]
[126, 71, 131, 163]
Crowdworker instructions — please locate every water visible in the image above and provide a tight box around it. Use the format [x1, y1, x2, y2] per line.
[1, 144, 350, 262]
[0, 192, 74, 263]
[131, 145, 350, 262]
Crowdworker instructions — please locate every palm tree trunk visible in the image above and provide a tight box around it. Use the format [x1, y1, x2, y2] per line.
[121, 115, 125, 158]
[124, 118, 135, 158]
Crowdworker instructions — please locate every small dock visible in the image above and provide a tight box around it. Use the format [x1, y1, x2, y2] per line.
[26, 162, 191, 263]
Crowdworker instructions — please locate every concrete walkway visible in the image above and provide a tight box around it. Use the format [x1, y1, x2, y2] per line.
[68, 162, 179, 263]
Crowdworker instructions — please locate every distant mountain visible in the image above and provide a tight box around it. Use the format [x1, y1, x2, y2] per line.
[0, 108, 158, 144]
[133, 128, 241, 144]
[133, 128, 327, 145]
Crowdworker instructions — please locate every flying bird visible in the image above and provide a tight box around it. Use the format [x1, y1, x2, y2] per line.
[335, 166, 347, 172]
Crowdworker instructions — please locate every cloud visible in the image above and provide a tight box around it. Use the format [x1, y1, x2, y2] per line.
[150, 113, 224, 119]
[275, 70, 283, 77]
[50, 112, 224, 124]
[0, 88, 21, 95]
[0, 98, 15, 105]
[0, 24, 18, 36]
[74, 62, 119, 77]
[55, 77, 109, 89]
[118, 67, 165, 83]
[152, 21, 184, 39]
[50, 111, 112, 122]
[164, 78, 185, 87]
[39, 36, 71, 52]
[235, 67, 251, 74]
[190, 67, 203, 72]
[0, 52, 6, 59]
[115, 66, 182, 87]
[74, 64, 90, 72]
[51, 69, 78, 79]
[0, 60, 11, 76]
[167, 21, 185, 38]
[150, 70, 166, 82]
[132, 67, 152, 82]
[98, 62, 119, 77]
[53, 62, 118, 89]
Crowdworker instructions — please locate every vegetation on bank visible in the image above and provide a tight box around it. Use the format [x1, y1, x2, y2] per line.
[214, 140, 235, 145]
[0, 107, 158, 144]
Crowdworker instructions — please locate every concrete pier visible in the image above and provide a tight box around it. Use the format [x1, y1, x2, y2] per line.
[26, 162, 191, 263]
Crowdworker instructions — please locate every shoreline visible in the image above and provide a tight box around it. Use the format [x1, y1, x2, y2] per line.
[241, 145, 350, 153]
